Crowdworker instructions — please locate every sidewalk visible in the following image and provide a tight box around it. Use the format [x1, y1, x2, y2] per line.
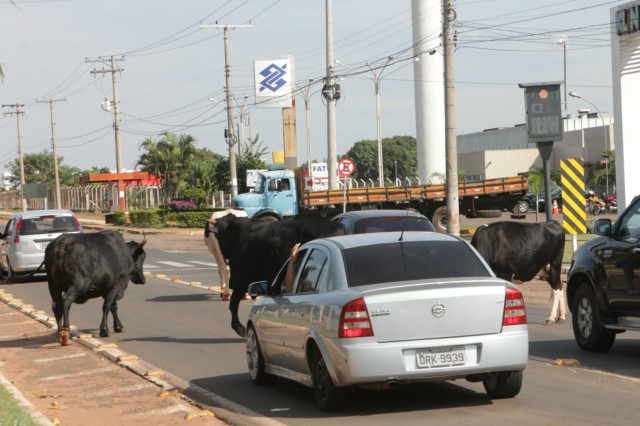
[0, 294, 231, 425]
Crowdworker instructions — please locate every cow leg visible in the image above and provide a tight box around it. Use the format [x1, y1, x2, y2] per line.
[58, 291, 78, 346]
[229, 289, 246, 337]
[544, 257, 566, 325]
[99, 295, 116, 337]
[221, 265, 231, 301]
[48, 287, 65, 332]
[110, 301, 124, 333]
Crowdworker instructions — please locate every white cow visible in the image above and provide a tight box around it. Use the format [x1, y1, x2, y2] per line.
[204, 209, 249, 300]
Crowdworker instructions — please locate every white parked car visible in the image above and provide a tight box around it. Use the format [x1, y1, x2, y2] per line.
[246, 232, 529, 410]
[0, 209, 83, 281]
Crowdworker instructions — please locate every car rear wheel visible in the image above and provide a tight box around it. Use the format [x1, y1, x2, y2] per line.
[311, 348, 347, 411]
[482, 371, 523, 398]
[246, 324, 272, 385]
[572, 284, 616, 352]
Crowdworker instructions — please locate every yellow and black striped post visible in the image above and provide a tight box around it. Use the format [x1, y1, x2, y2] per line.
[560, 158, 587, 234]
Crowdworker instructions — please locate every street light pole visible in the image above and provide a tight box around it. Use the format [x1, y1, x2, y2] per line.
[336, 56, 393, 187]
[557, 39, 567, 112]
[569, 91, 609, 195]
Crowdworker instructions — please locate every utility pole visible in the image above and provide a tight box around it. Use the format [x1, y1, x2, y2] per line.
[86, 56, 125, 174]
[2, 103, 27, 211]
[325, 0, 339, 189]
[298, 79, 314, 171]
[36, 98, 66, 209]
[443, 0, 460, 236]
[200, 23, 252, 198]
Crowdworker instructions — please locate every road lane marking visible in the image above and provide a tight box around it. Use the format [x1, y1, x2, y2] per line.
[157, 261, 192, 267]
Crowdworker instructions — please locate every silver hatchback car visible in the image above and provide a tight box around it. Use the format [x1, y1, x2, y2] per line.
[246, 232, 528, 410]
[0, 209, 83, 281]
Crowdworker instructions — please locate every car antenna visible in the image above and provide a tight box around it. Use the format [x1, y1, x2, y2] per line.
[398, 210, 410, 242]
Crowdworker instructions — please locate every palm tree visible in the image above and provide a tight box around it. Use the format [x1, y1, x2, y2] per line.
[137, 131, 198, 201]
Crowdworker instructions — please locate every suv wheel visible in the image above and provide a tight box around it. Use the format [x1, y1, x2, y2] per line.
[572, 284, 616, 352]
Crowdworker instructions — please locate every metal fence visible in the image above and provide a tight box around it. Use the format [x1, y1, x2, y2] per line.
[0, 185, 238, 212]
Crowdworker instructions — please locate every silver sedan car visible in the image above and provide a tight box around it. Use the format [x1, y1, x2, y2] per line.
[246, 232, 528, 410]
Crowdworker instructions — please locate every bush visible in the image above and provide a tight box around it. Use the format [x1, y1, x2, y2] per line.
[128, 209, 164, 227]
[167, 199, 196, 212]
[112, 211, 128, 225]
[171, 211, 213, 228]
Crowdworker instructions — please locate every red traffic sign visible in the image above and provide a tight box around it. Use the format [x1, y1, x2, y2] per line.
[338, 158, 355, 178]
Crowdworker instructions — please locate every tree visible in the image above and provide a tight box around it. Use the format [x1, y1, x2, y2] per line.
[6, 151, 84, 188]
[137, 131, 198, 201]
[215, 135, 269, 193]
[344, 135, 417, 183]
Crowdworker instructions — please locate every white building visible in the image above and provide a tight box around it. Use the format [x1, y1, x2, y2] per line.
[611, 0, 640, 209]
[457, 113, 614, 186]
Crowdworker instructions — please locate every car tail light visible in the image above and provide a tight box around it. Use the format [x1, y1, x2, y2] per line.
[14, 218, 22, 243]
[72, 215, 82, 230]
[503, 287, 527, 326]
[339, 298, 373, 338]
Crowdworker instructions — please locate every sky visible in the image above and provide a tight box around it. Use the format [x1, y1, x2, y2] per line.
[0, 0, 620, 175]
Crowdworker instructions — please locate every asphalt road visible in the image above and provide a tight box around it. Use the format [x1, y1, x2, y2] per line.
[2, 225, 640, 425]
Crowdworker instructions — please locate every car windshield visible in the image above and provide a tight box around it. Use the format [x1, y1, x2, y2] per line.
[353, 216, 434, 233]
[344, 240, 491, 287]
[19, 216, 79, 236]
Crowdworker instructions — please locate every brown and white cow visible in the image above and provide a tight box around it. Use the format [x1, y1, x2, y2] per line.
[471, 220, 566, 325]
[204, 209, 248, 301]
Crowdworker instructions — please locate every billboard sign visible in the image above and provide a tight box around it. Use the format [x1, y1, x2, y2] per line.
[254, 58, 293, 108]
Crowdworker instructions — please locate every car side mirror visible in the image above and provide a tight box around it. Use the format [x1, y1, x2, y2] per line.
[592, 218, 612, 236]
[248, 281, 270, 299]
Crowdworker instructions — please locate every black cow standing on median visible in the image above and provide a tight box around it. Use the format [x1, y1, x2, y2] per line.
[210, 211, 349, 337]
[44, 230, 148, 346]
[471, 220, 566, 325]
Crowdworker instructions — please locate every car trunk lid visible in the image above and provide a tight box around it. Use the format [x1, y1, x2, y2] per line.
[362, 277, 508, 343]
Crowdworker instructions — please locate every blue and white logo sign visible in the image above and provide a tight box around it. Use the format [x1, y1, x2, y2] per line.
[258, 63, 287, 93]
[254, 58, 293, 108]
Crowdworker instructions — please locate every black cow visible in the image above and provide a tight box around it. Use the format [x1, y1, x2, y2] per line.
[471, 220, 566, 325]
[210, 213, 349, 337]
[44, 231, 148, 345]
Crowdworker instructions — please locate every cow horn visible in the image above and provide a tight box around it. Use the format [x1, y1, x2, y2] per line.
[139, 232, 148, 248]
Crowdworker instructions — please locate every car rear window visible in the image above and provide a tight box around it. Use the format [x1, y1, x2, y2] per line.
[344, 240, 491, 287]
[20, 216, 79, 236]
[353, 216, 435, 233]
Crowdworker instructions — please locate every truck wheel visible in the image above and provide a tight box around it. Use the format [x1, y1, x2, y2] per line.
[572, 284, 615, 352]
[516, 201, 529, 214]
[431, 207, 448, 233]
[476, 210, 502, 219]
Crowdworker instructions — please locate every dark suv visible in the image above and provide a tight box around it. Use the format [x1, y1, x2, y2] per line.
[566, 194, 640, 352]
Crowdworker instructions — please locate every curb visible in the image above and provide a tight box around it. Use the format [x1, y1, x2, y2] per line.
[0, 369, 54, 426]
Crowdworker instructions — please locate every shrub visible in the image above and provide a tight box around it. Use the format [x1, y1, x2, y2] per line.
[167, 199, 196, 212]
[128, 209, 164, 227]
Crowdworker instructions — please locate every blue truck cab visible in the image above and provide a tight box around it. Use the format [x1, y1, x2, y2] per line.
[233, 165, 299, 219]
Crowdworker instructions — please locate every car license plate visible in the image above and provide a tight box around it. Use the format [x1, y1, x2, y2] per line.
[416, 347, 466, 368]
